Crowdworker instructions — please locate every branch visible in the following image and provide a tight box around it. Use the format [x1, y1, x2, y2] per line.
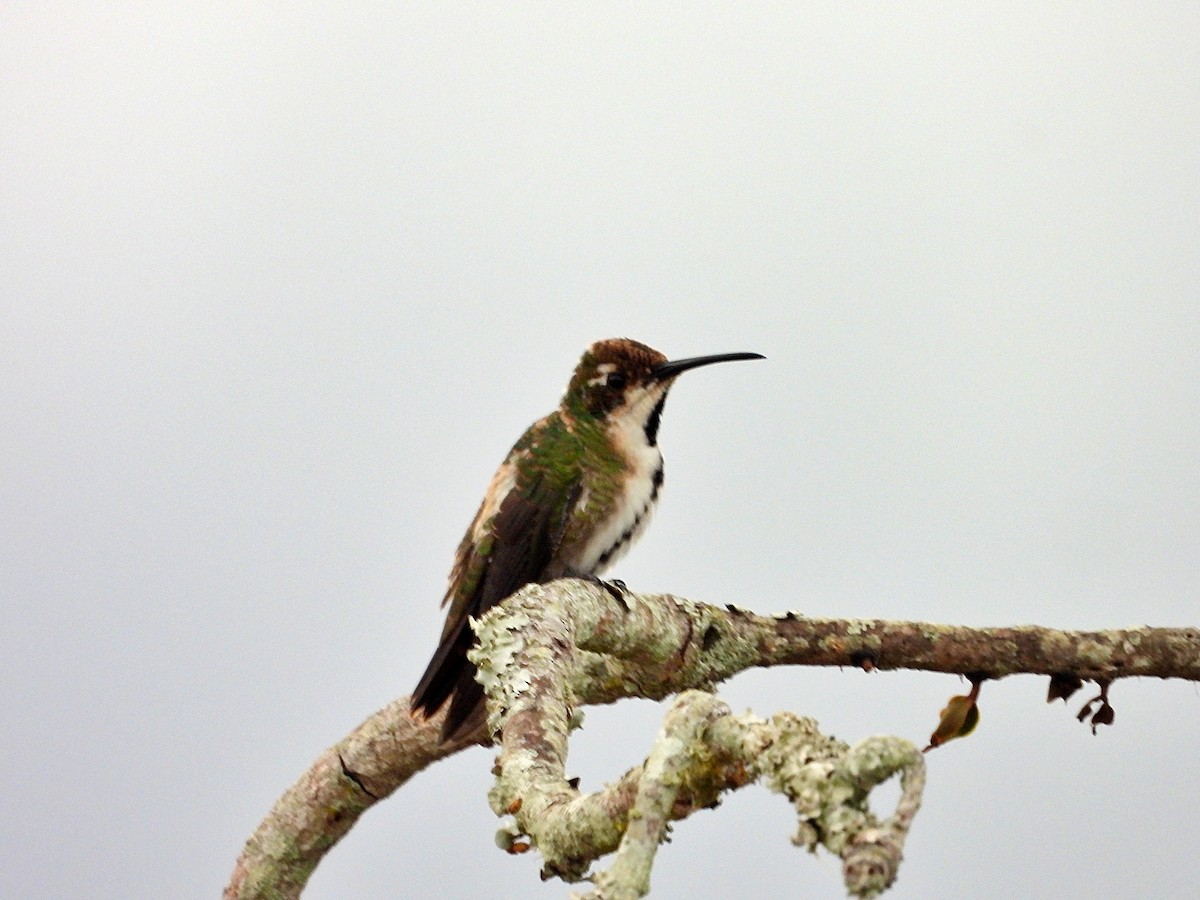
[531, 584, 1200, 706]
[480, 586, 928, 897]
[492, 687, 925, 899]
[223, 697, 484, 900]
[225, 580, 1200, 898]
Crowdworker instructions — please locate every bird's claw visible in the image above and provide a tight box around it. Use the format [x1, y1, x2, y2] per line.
[574, 573, 630, 609]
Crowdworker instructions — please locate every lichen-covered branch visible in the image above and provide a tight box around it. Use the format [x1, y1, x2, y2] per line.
[225, 580, 1200, 898]
[532, 583, 1200, 707]
[484, 683, 925, 899]
[593, 692, 729, 899]
[479, 588, 928, 898]
[224, 697, 484, 900]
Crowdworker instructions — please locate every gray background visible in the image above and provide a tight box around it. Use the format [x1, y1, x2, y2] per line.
[4, 5, 1198, 898]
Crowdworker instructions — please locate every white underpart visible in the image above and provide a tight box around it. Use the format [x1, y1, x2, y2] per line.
[574, 382, 667, 574]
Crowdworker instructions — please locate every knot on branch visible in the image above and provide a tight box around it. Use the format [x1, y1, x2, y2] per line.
[842, 829, 903, 898]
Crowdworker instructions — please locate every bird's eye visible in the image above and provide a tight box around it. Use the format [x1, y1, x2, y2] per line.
[605, 371, 627, 390]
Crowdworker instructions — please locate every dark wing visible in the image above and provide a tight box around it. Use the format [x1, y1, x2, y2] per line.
[411, 462, 582, 742]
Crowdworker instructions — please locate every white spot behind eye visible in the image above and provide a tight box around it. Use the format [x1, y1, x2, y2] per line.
[586, 363, 616, 387]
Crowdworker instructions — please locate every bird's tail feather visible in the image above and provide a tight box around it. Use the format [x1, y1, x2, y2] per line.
[411, 617, 487, 742]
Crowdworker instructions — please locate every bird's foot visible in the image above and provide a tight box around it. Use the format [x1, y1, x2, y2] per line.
[572, 572, 630, 609]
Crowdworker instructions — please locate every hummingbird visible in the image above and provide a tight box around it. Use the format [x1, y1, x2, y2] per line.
[411, 338, 764, 742]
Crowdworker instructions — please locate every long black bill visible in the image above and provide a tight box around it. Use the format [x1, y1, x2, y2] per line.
[650, 351, 765, 381]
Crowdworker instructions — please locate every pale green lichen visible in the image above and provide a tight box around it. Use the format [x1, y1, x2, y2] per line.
[1039, 628, 1072, 655]
[469, 609, 537, 735]
[846, 619, 878, 636]
[1074, 639, 1111, 667]
[494, 819, 524, 851]
[750, 715, 923, 892]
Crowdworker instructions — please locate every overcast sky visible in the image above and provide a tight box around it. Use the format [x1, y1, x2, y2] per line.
[4, 4, 1199, 899]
